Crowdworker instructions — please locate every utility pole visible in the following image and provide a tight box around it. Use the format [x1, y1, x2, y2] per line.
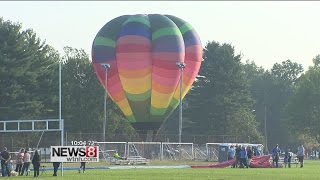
[264, 104, 268, 153]
[176, 62, 186, 144]
[101, 63, 110, 144]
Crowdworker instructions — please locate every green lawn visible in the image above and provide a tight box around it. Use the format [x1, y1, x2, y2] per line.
[6, 160, 320, 180]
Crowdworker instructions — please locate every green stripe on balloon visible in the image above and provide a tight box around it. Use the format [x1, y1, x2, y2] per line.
[123, 16, 151, 28]
[126, 90, 151, 101]
[150, 106, 167, 116]
[152, 27, 182, 41]
[179, 23, 193, 34]
[126, 115, 136, 123]
[169, 98, 179, 108]
[93, 37, 116, 47]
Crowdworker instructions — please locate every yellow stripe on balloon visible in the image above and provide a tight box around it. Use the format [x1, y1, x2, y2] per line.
[119, 74, 151, 94]
[151, 90, 175, 108]
[172, 83, 192, 100]
[117, 99, 134, 116]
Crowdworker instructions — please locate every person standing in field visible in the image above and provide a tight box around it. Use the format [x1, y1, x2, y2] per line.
[53, 162, 60, 176]
[15, 148, 24, 175]
[32, 150, 40, 177]
[297, 145, 305, 168]
[0, 147, 11, 177]
[227, 145, 236, 168]
[239, 146, 248, 168]
[256, 145, 263, 156]
[246, 146, 253, 167]
[272, 144, 281, 168]
[235, 145, 241, 168]
[284, 149, 289, 168]
[21, 149, 31, 176]
[79, 162, 86, 173]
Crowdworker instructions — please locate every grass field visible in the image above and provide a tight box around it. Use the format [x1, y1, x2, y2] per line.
[6, 160, 320, 180]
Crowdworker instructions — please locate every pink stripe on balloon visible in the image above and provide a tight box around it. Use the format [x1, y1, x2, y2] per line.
[152, 73, 180, 86]
[117, 58, 151, 70]
[152, 52, 184, 62]
[117, 35, 151, 46]
[153, 66, 181, 78]
[185, 45, 203, 56]
[184, 61, 201, 74]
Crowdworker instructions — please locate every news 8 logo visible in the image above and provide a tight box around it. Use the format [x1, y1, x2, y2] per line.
[50, 146, 99, 162]
[86, 146, 97, 157]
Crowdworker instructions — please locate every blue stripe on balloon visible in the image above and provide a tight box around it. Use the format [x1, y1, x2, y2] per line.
[118, 23, 151, 39]
[152, 36, 184, 53]
[183, 31, 201, 47]
[92, 46, 115, 62]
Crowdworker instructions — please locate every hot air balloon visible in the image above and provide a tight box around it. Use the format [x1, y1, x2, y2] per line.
[91, 14, 202, 135]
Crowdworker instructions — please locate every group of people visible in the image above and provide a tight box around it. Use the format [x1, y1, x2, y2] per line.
[227, 143, 306, 169]
[271, 144, 305, 168]
[227, 144, 262, 168]
[0, 147, 40, 177]
[1, 146, 89, 177]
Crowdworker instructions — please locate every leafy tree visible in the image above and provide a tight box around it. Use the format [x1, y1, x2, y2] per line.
[286, 55, 320, 144]
[167, 41, 262, 142]
[244, 59, 303, 149]
[0, 17, 59, 120]
[267, 60, 303, 148]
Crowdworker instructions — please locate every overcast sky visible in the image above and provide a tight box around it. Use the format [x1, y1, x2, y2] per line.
[1, 1, 320, 69]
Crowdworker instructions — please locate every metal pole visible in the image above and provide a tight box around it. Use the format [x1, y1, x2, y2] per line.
[176, 62, 185, 161]
[101, 64, 110, 147]
[264, 104, 268, 153]
[103, 70, 107, 144]
[59, 60, 64, 176]
[176, 62, 185, 144]
[178, 67, 183, 144]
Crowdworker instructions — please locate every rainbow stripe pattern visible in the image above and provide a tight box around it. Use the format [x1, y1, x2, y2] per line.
[92, 14, 202, 130]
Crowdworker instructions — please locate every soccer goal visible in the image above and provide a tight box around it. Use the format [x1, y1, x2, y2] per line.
[193, 144, 208, 161]
[95, 141, 127, 164]
[205, 143, 220, 161]
[161, 142, 194, 160]
[127, 142, 161, 160]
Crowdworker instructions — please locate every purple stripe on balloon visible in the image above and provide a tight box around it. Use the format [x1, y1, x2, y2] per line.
[152, 36, 184, 53]
[92, 46, 115, 62]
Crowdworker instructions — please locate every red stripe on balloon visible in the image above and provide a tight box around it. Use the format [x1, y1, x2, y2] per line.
[152, 73, 180, 86]
[152, 52, 184, 62]
[117, 44, 151, 53]
[153, 60, 179, 70]
[152, 66, 180, 78]
[185, 46, 203, 62]
[117, 58, 151, 70]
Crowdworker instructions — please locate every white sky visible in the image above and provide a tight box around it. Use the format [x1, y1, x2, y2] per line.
[1, 1, 320, 70]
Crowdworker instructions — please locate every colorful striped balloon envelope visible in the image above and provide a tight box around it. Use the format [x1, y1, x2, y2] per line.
[92, 14, 202, 131]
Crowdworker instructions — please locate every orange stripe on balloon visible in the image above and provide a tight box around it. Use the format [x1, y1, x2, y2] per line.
[152, 82, 176, 94]
[152, 73, 180, 86]
[118, 67, 152, 79]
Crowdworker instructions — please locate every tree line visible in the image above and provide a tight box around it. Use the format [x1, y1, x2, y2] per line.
[1, 17, 320, 151]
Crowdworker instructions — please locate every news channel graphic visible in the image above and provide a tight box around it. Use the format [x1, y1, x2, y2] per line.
[51, 146, 99, 162]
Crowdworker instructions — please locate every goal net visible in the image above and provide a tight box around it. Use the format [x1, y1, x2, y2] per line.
[95, 142, 127, 163]
[127, 142, 161, 160]
[161, 142, 194, 160]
